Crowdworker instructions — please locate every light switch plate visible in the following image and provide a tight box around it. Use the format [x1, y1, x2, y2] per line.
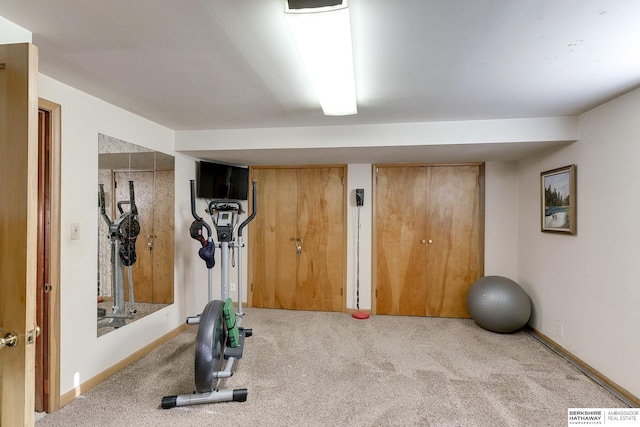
[70, 223, 80, 240]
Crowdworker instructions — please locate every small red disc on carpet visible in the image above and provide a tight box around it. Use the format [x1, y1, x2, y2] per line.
[352, 311, 369, 319]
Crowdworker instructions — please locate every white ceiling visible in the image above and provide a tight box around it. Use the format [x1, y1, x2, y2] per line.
[2, 0, 640, 163]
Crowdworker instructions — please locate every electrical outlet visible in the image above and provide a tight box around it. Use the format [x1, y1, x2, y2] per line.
[230, 282, 236, 292]
[556, 321, 564, 338]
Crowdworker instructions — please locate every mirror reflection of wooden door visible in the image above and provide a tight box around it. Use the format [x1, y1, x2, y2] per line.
[376, 164, 483, 318]
[151, 169, 174, 304]
[250, 167, 345, 312]
[114, 170, 174, 304]
[0, 42, 38, 427]
[115, 171, 154, 302]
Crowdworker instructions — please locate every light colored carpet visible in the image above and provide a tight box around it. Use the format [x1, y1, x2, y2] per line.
[37, 309, 626, 426]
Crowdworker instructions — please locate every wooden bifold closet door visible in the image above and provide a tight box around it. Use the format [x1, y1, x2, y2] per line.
[250, 167, 345, 312]
[375, 164, 483, 318]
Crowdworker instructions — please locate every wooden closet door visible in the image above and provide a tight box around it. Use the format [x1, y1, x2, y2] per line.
[424, 165, 481, 318]
[250, 167, 345, 312]
[376, 166, 429, 316]
[250, 168, 298, 309]
[376, 165, 482, 318]
[296, 168, 344, 312]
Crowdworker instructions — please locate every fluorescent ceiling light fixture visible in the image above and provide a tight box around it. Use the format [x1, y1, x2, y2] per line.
[285, 1, 357, 116]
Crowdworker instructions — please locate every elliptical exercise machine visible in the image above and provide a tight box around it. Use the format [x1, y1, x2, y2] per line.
[98, 181, 140, 329]
[161, 179, 257, 408]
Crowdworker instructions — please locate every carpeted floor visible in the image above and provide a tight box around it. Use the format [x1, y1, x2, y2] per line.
[37, 308, 626, 426]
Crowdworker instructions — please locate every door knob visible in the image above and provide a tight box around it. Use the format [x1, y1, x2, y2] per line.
[421, 239, 426, 244]
[147, 235, 155, 251]
[0, 331, 18, 350]
[295, 238, 303, 255]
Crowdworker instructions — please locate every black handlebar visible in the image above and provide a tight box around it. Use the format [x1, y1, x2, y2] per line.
[116, 181, 137, 215]
[129, 181, 138, 216]
[190, 180, 212, 238]
[238, 181, 257, 238]
[189, 179, 256, 239]
[98, 184, 111, 226]
[190, 180, 203, 221]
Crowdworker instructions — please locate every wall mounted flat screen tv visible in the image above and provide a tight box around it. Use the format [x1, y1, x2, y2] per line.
[196, 161, 249, 200]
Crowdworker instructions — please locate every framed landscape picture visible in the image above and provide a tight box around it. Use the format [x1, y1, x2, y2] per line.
[541, 164, 576, 234]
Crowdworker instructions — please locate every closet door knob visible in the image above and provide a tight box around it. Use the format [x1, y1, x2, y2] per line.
[0, 331, 18, 350]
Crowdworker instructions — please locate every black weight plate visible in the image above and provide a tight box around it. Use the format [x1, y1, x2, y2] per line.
[194, 300, 225, 393]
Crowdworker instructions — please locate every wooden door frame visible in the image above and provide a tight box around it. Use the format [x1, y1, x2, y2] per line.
[371, 162, 485, 316]
[37, 98, 61, 413]
[248, 165, 348, 312]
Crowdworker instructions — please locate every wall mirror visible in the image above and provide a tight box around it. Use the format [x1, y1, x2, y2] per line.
[97, 133, 174, 336]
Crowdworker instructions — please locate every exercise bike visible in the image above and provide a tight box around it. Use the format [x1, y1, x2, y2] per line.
[97, 181, 140, 329]
[161, 179, 257, 408]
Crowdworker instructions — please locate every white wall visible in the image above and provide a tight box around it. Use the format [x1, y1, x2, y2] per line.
[484, 162, 519, 279]
[346, 165, 373, 310]
[517, 87, 640, 398]
[0, 16, 31, 43]
[37, 74, 200, 397]
[176, 117, 578, 151]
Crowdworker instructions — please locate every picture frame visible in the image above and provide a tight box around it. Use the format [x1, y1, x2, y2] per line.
[541, 164, 576, 234]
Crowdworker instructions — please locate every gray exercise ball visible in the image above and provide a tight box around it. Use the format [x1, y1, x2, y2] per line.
[466, 276, 531, 333]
